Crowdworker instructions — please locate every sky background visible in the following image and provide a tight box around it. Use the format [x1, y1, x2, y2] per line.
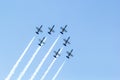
[0, 0, 120, 80]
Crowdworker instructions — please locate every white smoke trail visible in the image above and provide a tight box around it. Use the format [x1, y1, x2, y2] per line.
[40, 47, 63, 80]
[52, 61, 66, 80]
[30, 35, 61, 80]
[17, 37, 47, 80]
[41, 59, 56, 80]
[5, 36, 35, 80]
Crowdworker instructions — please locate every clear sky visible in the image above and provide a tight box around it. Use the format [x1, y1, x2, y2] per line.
[0, 0, 120, 80]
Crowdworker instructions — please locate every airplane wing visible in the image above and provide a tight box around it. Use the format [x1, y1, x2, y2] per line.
[60, 27, 63, 30]
[39, 39, 42, 42]
[63, 39, 66, 42]
[52, 30, 55, 32]
[38, 29, 43, 32]
[64, 29, 67, 32]
[70, 54, 73, 57]
[66, 51, 70, 54]
[63, 39, 70, 44]
[67, 41, 70, 44]
[56, 53, 60, 56]
[54, 51, 57, 53]
[48, 27, 51, 30]
[36, 27, 39, 30]
[42, 42, 45, 44]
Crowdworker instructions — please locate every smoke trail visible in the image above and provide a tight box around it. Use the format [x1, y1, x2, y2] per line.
[5, 36, 35, 80]
[41, 59, 56, 80]
[52, 61, 66, 80]
[40, 47, 63, 80]
[30, 35, 60, 80]
[17, 47, 41, 80]
[17, 37, 47, 80]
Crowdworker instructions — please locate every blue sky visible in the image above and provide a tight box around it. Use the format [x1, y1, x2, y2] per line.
[0, 0, 120, 80]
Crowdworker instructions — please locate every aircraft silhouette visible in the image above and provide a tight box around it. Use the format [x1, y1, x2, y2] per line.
[53, 48, 61, 58]
[36, 25, 43, 34]
[60, 25, 67, 34]
[66, 49, 73, 59]
[63, 37, 70, 46]
[48, 25, 55, 35]
[38, 37, 46, 46]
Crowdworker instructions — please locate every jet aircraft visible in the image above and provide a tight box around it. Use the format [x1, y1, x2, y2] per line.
[53, 48, 61, 58]
[63, 37, 70, 46]
[60, 25, 67, 34]
[38, 37, 46, 46]
[48, 25, 55, 34]
[36, 25, 43, 34]
[66, 49, 73, 59]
